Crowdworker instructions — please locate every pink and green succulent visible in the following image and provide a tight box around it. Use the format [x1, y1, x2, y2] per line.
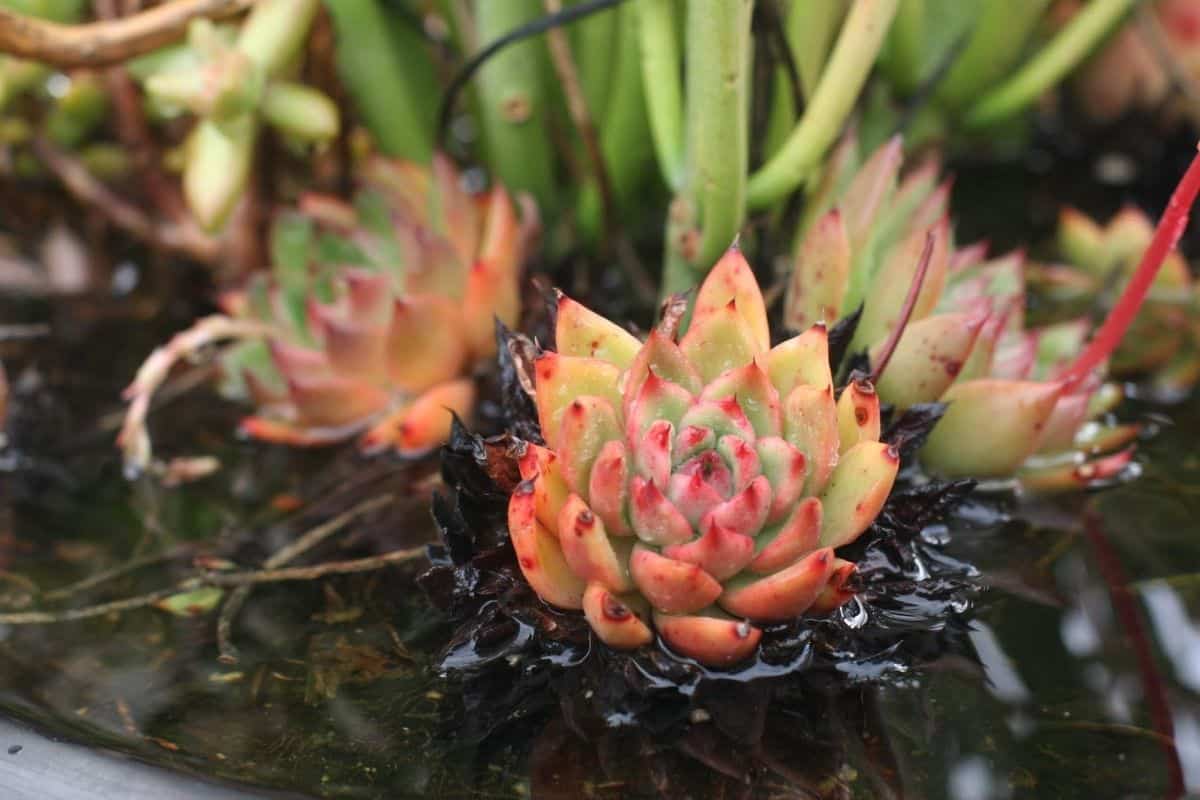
[217, 154, 530, 455]
[510, 249, 900, 667]
[786, 135, 1200, 490]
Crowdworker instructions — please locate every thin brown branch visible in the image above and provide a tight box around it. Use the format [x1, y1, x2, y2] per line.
[32, 136, 220, 262]
[217, 495, 395, 663]
[205, 547, 426, 586]
[0, 582, 195, 624]
[0, 544, 426, 626]
[0, 0, 253, 68]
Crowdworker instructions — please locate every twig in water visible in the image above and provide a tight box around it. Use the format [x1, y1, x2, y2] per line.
[205, 547, 426, 586]
[0, 0, 253, 68]
[0, 582, 196, 624]
[217, 494, 396, 663]
[41, 545, 195, 602]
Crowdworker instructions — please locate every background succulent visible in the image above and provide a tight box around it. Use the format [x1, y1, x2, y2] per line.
[137, 0, 338, 231]
[1062, 0, 1200, 126]
[509, 250, 899, 667]
[1033, 205, 1200, 400]
[215, 154, 529, 456]
[786, 134, 1143, 490]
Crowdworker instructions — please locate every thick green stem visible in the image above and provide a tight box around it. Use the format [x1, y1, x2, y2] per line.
[790, 0, 847, 101]
[322, 0, 436, 161]
[685, 0, 751, 268]
[883, 0, 925, 95]
[638, 0, 684, 190]
[935, 0, 1053, 110]
[577, 1, 652, 242]
[965, 0, 1135, 127]
[570, 0, 619, 124]
[746, 0, 899, 211]
[474, 0, 558, 211]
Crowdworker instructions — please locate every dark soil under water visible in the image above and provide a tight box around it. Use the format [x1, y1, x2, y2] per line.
[2, 120, 1200, 799]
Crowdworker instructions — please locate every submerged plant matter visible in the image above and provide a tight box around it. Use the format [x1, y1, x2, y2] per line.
[119, 154, 530, 471]
[507, 250, 902, 667]
[787, 135, 1200, 490]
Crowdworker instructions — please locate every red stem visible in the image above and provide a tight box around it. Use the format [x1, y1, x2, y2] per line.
[870, 230, 935, 385]
[1083, 513, 1184, 798]
[1061, 145, 1200, 392]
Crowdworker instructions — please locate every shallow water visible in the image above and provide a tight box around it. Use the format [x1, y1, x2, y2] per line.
[3, 127, 1200, 798]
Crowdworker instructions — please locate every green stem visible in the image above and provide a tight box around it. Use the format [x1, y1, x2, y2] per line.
[474, 0, 558, 211]
[570, 0, 619, 124]
[935, 0, 1053, 110]
[577, 1, 652, 242]
[321, 0, 436, 161]
[790, 0, 847, 101]
[965, 0, 1135, 127]
[685, 0, 751, 270]
[746, 0, 899, 211]
[637, 0, 684, 190]
[883, 0, 925, 95]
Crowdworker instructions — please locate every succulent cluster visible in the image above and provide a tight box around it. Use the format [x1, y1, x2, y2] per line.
[138, 0, 338, 230]
[786, 135, 1138, 490]
[220, 154, 527, 455]
[510, 250, 899, 667]
[1034, 205, 1200, 399]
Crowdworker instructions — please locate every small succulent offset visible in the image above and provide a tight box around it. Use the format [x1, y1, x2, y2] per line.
[510, 250, 899, 667]
[223, 155, 528, 454]
[786, 135, 1200, 490]
[139, 0, 338, 230]
[119, 154, 530, 471]
[1036, 206, 1200, 399]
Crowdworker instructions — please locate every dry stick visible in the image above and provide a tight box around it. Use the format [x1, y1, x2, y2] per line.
[0, 0, 254, 68]
[32, 137, 220, 263]
[0, 546, 423, 627]
[541, 0, 656, 303]
[41, 545, 194, 602]
[869, 230, 935, 385]
[216, 494, 395, 663]
[0, 583, 193, 624]
[205, 547, 425, 586]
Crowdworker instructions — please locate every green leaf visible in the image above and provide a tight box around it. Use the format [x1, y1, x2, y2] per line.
[154, 587, 224, 617]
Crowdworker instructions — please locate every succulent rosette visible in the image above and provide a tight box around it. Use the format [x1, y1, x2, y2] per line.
[1032, 205, 1200, 399]
[220, 154, 529, 455]
[786, 134, 1147, 490]
[508, 249, 900, 667]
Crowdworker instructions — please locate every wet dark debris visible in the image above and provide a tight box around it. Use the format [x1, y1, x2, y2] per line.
[419, 418, 982, 738]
